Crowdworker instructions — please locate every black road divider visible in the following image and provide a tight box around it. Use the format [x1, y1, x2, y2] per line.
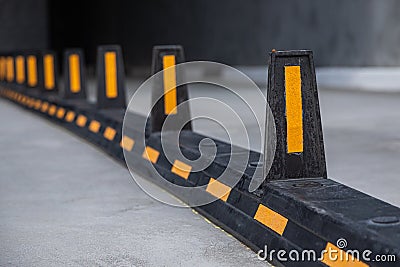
[0, 47, 399, 267]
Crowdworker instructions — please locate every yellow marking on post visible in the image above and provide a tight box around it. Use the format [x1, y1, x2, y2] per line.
[142, 146, 159, 163]
[162, 55, 177, 115]
[6, 57, 14, 82]
[76, 115, 87, 127]
[16, 56, 25, 84]
[104, 127, 116, 141]
[206, 178, 231, 202]
[285, 66, 303, 153]
[27, 56, 38, 87]
[171, 160, 192, 179]
[69, 54, 81, 93]
[321, 242, 369, 267]
[120, 136, 135, 151]
[254, 204, 288, 236]
[104, 51, 118, 99]
[65, 111, 76, 122]
[34, 100, 41, 110]
[48, 105, 57, 116]
[41, 102, 49, 113]
[44, 54, 55, 90]
[89, 120, 101, 133]
[56, 108, 65, 119]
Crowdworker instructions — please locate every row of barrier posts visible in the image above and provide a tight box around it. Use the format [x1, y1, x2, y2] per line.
[0, 45, 399, 267]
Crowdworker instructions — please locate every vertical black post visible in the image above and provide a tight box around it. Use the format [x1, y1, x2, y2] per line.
[150, 45, 192, 133]
[42, 50, 59, 92]
[265, 50, 326, 181]
[63, 49, 86, 99]
[96, 45, 126, 109]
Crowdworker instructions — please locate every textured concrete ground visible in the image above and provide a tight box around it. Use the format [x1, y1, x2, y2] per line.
[1, 82, 400, 266]
[0, 98, 266, 267]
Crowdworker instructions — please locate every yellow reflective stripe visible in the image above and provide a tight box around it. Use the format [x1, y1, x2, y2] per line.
[162, 55, 177, 115]
[65, 111, 76, 122]
[89, 120, 101, 133]
[321, 242, 369, 267]
[171, 160, 191, 179]
[44, 54, 55, 90]
[48, 105, 57, 116]
[6, 57, 14, 82]
[34, 100, 41, 110]
[142, 146, 159, 163]
[104, 127, 116, 141]
[27, 56, 38, 87]
[76, 115, 87, 127]
[41, 102, 49, 112]
[69, 54, 81, 93]
[254, 204, 288, 236]
[285, 65, 303, 153]
[120, 135, 135, 151]
[104, 51, 118, 99]
[206, 178, 231, 202]
[16, 56, 25, 84]
[56, 108, 65, 119]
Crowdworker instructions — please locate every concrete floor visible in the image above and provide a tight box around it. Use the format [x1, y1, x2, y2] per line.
[0, 99, 266, 267]
[1, 82, 400, 266]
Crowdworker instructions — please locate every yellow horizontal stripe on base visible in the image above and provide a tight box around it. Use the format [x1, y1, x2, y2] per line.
[89, 120, 101, 133]
[41, 102, 49, 113]
[48, 105, 57, 116]
[103, 127, 116, 141]
[254, 204, 288, 236]
[120, 135, 135, 151]
[171, 160, 192, 179]
[142, 146, 159, 163]
[65, 111, 76, 122]
[321, 242, 369, 267]
[56, 108, 66, 119]
[76, 115, 87, 127]
[206, 178, 231, 202]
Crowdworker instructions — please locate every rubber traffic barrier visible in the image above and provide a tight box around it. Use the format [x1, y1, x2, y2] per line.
[42, 50, 59, 92]
[1, 48, 399, 267]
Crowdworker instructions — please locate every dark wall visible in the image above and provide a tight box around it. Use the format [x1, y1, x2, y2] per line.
[0, 0, 48, 52]
[2, 0, 397, 67]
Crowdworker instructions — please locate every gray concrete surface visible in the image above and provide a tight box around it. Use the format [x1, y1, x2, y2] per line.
[0, 99, 267, 267]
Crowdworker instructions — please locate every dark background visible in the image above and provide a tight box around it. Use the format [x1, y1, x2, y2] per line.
[1, 0, 400, 68]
